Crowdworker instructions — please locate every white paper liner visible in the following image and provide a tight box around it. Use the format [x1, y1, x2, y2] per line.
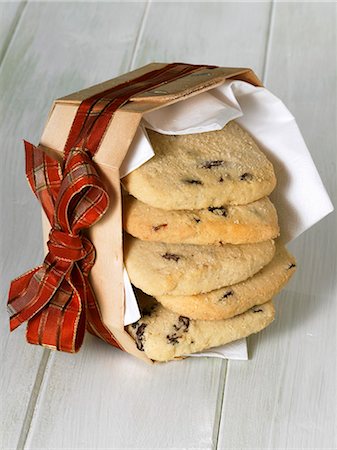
[187, 338, 248, 360]
[121, 80, 333, 360]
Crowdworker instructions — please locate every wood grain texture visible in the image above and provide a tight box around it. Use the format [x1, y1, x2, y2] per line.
[0, 1, 26, 64]
[218, 3, 336, 449]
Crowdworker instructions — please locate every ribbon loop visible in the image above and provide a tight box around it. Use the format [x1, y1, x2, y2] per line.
[54, 148, 109, 236]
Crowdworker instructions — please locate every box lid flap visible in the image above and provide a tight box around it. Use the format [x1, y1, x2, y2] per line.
[56, 64, 262, 106]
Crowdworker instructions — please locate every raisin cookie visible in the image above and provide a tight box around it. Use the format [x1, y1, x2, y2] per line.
[156, 243, 296, 320]
[124, 234, 275, 296]
[127, 295, 275, 362]
[123, 194, 279, 245]
[121, 122, 276, 210]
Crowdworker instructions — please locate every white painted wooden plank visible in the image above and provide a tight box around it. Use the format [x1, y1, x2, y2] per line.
[25, 334, 225, 449]
[0, 2, 146, 449]
[218, 3, 336, 449]
[0, 1, 26, 64]
[135, 2, 272, 80]
[0, 335, 46, 450]
[23, 3, 273, 449]
[0, 4, 46, 450]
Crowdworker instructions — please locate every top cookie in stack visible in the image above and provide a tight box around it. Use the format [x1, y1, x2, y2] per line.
[122, 121, 276, 210]
[122, 121, 296, 362]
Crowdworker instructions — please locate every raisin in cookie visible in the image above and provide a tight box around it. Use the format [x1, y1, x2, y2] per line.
[123, 194, 279, 245]
[127, 295, 275, 362]
[121, 121, 276, 210]
[156, 243, 296, 320]
[124, 234, 275, 296]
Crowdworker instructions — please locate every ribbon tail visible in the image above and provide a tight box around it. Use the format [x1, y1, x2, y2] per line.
[8, 266, 43, 331]
[8, 256, 70, 331]
[26, 272, 85, 353]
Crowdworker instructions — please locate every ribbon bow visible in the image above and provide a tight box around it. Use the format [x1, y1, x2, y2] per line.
[7, 142, 119, 352]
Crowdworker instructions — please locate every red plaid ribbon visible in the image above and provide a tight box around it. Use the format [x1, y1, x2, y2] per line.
[7, 62, 216, 352]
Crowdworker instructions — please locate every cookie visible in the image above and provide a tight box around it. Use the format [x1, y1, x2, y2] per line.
[123, 194, 279, 245]
[121, 121, 276, 210]
[127, 295, 275, 362]
[124, 234, 275, 296]
[156, 243, 296, 320]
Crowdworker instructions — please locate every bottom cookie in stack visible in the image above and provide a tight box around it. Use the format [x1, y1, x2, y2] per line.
[127, 292, 275, 362]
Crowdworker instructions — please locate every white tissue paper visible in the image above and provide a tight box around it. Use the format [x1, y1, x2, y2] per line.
[121, 80, 334, 360]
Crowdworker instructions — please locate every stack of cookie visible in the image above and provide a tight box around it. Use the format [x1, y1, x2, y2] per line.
[121, 121, 296, 362]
